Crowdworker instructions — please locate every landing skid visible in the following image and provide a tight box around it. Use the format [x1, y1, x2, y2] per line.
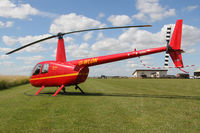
[31, 84, 85, 96]
[55, 84, 85, 95]
[62, 85, 85, 94]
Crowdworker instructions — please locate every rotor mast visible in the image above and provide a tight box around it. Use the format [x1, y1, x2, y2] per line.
[56, 33, 66, 62]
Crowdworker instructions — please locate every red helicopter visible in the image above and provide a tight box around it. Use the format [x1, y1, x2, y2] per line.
[6, 19, 184, 96]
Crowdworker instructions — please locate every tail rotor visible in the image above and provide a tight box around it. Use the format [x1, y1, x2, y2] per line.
[164, 26, 172, 68]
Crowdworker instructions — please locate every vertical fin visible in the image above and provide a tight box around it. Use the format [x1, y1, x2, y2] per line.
[168, 19, 184, 68]
[169, 20, 183, 50]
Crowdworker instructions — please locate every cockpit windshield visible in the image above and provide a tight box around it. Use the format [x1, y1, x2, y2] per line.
[32, 64, 42, 75]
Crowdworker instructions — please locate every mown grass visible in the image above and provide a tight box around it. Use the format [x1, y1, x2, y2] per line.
[0, 75, 29, 90]
[0, 78, 200, 133]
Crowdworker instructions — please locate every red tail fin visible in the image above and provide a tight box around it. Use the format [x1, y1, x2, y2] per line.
[169, 19, 184, 68]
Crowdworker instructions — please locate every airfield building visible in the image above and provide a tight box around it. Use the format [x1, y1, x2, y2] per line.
[194, 67, 200, 78]
[132, 69, 168, 78]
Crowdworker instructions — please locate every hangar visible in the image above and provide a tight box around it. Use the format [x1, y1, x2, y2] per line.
[132, 69, 168, 78]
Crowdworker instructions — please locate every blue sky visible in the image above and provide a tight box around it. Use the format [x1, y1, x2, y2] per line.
[0, 0, 200, 76]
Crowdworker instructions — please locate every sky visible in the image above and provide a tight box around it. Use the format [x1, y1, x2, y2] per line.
[0, 0, 200, 77]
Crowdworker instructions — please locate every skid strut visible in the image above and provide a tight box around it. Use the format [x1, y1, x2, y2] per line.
[35, 86, 45, 96]
[62, 87, 66, 93]
[75, 85, 85, 94]
[53, 85, 65, 96]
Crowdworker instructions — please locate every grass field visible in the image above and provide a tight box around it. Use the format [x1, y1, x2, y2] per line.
[0, 78, 200, 133]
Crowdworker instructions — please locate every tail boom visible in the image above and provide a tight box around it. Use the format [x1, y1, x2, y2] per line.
[70, 46, 166, 67]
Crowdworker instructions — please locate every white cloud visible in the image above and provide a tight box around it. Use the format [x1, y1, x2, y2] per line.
[5, 21, 13, 27]
[2, 36, 17, 46]
[0, 55, 9, 60]
[64, 37, 75, 43]
[49, 13, 105, 34]
[37, 11, 59, 18]
[0, 21, 14, 28]
[0, 47, 12, 53]
[12, 65, 34, 76]
[181, 25, 200, 49]
[2, 34, 57, 53]
[17, 34, 55, 45]
[118, 28, 163, 50]
[67, 43, 97, 58]
[107, 15, 133, 26]
[51, 49, 57, 58]
[184, 5, 198, 12]
[97, 32, 104, 40]
[0, 0, 39, 19]
[91, 38, 131, 53]
[16, 55, 45, 64]
[51, 39, 97, 59]
[138, 56, 155, 66]
[91, 27, 163, 56]
[126, 60, 141, 68]
[83, 32, 93, 41]
[0, 61, 14, 66]
[140, 56, 154, 60]
[0, 0, 57, 20]
[0, 21, 4, 27]
[133, 0, 176, 22]
[185, 49, 196, 54]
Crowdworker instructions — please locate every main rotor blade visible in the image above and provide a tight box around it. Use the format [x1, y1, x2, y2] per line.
[6, 25, 151, 55]
[6, 35, 56, 55]
[62, 25, 152, 36]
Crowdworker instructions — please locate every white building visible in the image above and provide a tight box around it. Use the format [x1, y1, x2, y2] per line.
[132, 69, 168, 78]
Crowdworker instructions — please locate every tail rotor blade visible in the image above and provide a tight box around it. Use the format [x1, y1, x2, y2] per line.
[164, 25, 172, 68]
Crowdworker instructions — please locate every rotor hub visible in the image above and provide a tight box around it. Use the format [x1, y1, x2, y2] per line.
[57, 32, 63, 39]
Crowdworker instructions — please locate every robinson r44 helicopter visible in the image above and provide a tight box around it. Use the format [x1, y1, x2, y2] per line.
[6, 19, 184, 96]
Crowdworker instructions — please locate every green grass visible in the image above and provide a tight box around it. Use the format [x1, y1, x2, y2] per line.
[0, 78, 200, 133]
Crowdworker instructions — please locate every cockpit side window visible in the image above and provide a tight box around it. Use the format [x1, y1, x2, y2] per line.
[41, 64, 49, 74]
[33, 64, 42, 75]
